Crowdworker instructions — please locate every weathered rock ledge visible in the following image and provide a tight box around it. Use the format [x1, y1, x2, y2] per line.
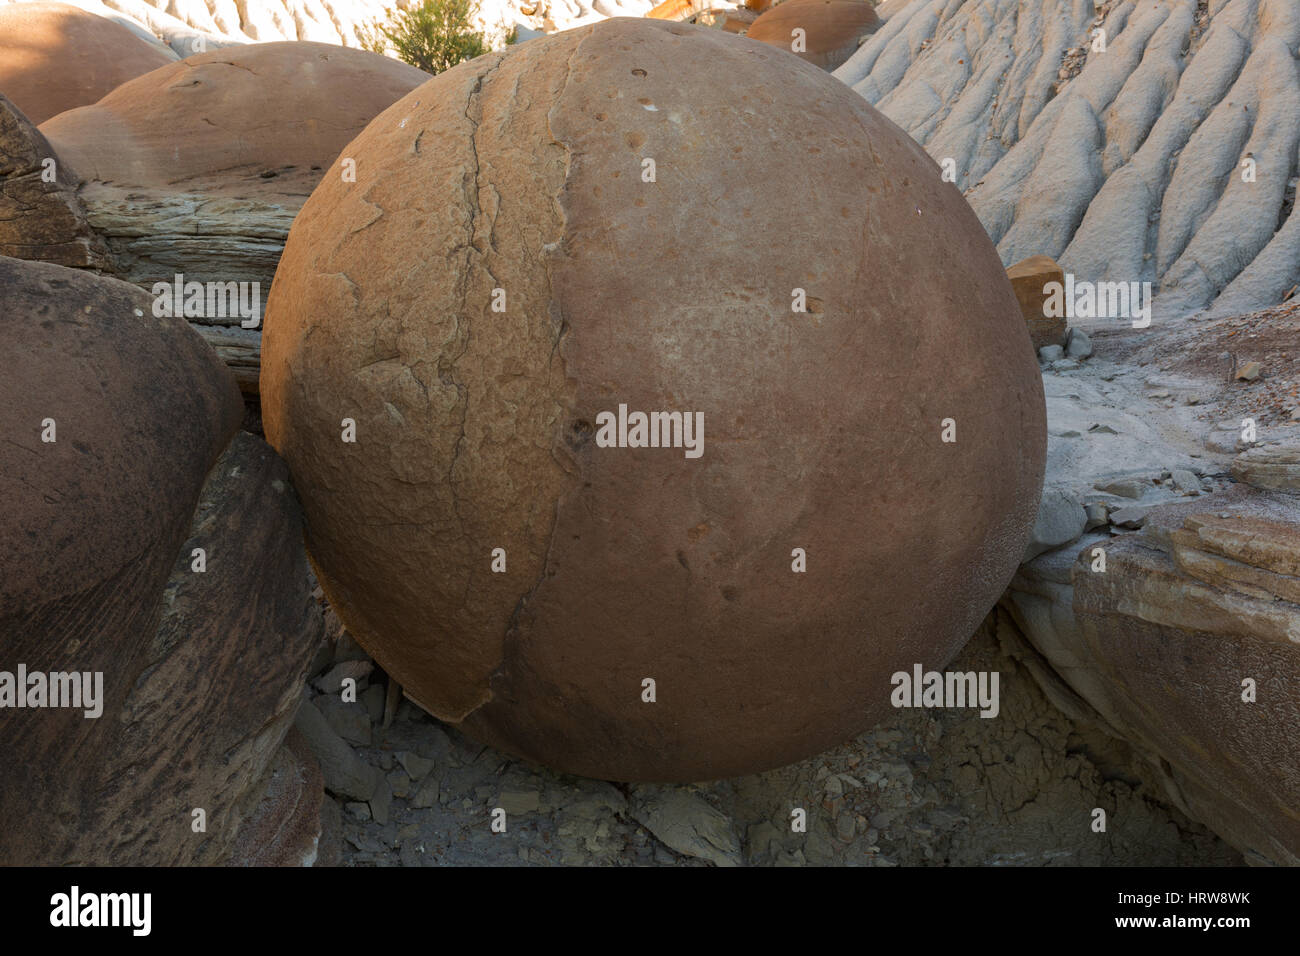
[1001, 303, 1300, 865]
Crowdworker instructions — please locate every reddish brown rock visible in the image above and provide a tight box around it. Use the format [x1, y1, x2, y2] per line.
[747, 0, 880, 71]
[39, 41, 429, 187]
[1006, 254, 1067, 350]
[0, 255, 321, 864]
[261, 19, 1046, 782]
[0, 2, 174, 126]
[647, 0, 694, 19]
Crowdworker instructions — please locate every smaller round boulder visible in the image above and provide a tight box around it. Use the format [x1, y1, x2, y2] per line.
[39, 41, 429, 185]
[0, 2, 174, 125]
[748, 0, 880, 71]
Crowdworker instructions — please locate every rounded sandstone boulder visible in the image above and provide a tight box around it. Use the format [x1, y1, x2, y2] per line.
[747, 0, 880, 71]
[261, 18, 1046, 782]
[39, 40, 429, 185]
[0, 255, 324, 863]
[0, 2, 174, 125]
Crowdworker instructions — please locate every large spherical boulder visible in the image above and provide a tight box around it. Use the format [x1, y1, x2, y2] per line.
[261, 18, 1046, 782]
[748, 0, 880, 71]
[39, 41, 429, 186]
[0, 2, 174, 125]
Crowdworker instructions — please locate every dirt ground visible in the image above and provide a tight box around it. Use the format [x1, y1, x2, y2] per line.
[317, 609, 1240, 867]
[1100, 299, 1300, 431]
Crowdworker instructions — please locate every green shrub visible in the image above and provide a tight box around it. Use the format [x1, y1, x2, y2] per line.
[359, 0, 489, 75]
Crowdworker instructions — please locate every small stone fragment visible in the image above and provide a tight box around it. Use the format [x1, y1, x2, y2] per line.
[409, 777, 440, 810]
[369, 775, 393, 826]
[1064, 327, 1092, 359]
[746, 821, 781, 861]
[386, 769, 411, 799]
[498, 790, 541, 815]
[383, 676, 401, 729]
[293, 696, 379, 802]
[317, 697, 371, 747]
[804, 827, 836, 864]
[1008, 255, 1067, 349]
[1234, 361, 1261, 381]
[398, 751, 436, 781]
[1095, 477, 1148, 499]
[313, 660, 372, 696]
[630, 787, 743, 867]
[1170, 469, 1203, 496]
[361, 684, 385, 724]
[1108, 506, 1150, 529]
[836, 812, 857, 843]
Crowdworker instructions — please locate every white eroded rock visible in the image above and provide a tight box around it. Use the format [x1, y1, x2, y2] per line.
[836, 0, 1300, 319]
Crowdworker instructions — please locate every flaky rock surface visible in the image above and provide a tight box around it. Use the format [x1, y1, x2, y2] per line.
[999, 300, 1300, 865]
[1007, 487, 1300, 865]
[263, 18, 1045, 782]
